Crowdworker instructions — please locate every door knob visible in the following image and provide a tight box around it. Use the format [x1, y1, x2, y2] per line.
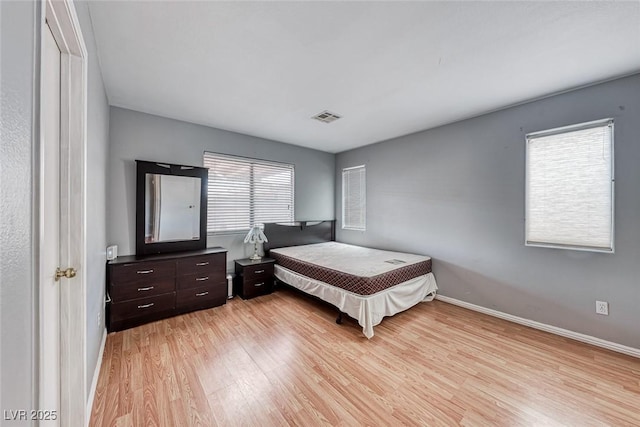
[55, 267, 77, 281]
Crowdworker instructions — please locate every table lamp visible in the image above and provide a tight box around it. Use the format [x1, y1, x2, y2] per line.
[244, 225, 268, 261]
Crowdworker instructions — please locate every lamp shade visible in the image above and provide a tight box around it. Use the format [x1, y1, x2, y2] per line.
[244, 225, 268, 244]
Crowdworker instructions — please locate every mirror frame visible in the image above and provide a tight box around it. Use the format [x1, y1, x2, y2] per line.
[135, 160, 208, 256]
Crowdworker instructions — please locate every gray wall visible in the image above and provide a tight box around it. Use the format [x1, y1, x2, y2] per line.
[1, 0, 39, 416]
[108, 107, 335, 269]
[336, 74, 640, 349]
[0, 0, 110, 418]
[76, 1, 110, 400]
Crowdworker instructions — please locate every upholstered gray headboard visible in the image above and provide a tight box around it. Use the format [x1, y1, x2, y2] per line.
[263, 221, 335, 254]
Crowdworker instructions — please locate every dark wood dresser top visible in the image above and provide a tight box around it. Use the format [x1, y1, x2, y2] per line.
[108, 247, 227, 265]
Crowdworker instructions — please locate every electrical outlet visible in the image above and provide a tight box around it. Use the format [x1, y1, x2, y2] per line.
[97, 312, 102, 326]
[596, 301, 609, 316]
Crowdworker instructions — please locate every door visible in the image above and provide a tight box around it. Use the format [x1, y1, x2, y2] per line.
[40, 20, 62, 422]
[40, 0, 86, 421]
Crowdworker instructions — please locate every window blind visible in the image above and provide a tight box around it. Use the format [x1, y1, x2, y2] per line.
[204, 152, 294, 233]
[525, 119, 614, 252]
[342, 165, 366, 230]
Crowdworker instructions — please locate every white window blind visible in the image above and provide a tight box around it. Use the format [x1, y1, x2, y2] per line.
[204, 152, 294, 233]
[525, 119, 614, 252]
[342, 165, 366, 230]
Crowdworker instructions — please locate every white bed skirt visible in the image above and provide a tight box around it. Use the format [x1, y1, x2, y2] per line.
[274, 265, 438, 339]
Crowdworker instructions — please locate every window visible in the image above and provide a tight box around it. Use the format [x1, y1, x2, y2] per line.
[204, 152, 294, 233]
[525, 119, 614, 252]
[342, 165, 366, 230]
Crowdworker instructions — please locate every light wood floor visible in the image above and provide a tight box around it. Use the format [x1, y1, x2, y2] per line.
[90, 287, 640, 426]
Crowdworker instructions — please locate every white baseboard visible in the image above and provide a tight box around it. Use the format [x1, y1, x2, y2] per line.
[86, 328, 107, 426]
[435, 295, 640, 359]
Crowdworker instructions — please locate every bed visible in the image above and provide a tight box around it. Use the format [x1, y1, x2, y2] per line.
[263, 221, 438, 338]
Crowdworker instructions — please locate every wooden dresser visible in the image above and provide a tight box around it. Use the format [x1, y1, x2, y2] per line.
[107, 247, 227, 332]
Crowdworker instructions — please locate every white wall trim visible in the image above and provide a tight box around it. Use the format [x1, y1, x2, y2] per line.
[435, 295, 640, 359]
[85, 328, 106, 426]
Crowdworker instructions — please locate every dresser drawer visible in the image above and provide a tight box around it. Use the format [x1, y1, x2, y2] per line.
[243, 263, 274, 281]
[109, 277, 175, 302]
[177, 272, 226, 290]
[110, 260, 175, 284]
[109, 292, 176, 322]
[176, 284, 226, 312]
[240, 277, 274, 299]
[176, 253, 226, 276]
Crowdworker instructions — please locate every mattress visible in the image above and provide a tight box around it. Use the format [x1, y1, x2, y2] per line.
[269, 241, 432, 295]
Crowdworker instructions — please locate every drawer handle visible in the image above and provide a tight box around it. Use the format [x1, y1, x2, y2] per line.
[195, 291, 209, 297]
[254, 270, 265, 274]
[137, 269, 154, 274]
[196, 262, 209, 266]
[255, 282, 264, 287]
[196, 276, 209, 281]
[137, 303, 155, 309]
[137, 286, 155, 291]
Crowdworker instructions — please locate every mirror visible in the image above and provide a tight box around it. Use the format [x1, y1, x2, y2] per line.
[136, 160, 208, 256]
[145, 174, 201, 243]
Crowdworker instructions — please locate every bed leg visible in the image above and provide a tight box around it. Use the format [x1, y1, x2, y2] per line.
[336, 312, 343, 324]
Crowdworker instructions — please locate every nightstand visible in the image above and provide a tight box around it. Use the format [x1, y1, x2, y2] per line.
[233, 258, 276, 299]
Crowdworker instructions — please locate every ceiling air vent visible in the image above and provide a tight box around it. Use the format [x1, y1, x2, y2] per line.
[312, 110, 342, 124]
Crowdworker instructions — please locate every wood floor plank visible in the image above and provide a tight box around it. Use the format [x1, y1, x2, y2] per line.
[90, 287, 640, 426]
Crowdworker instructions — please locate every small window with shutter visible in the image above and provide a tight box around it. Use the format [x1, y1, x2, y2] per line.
[342, 165, 366, 231]
[525, 119, 614, 252]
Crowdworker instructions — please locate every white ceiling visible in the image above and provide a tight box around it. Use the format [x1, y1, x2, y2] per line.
[88, 1, 640, 154]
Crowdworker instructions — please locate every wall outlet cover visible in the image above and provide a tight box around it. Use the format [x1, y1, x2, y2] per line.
[106, 245, 118, 260]
[596, 301, 609, 315]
